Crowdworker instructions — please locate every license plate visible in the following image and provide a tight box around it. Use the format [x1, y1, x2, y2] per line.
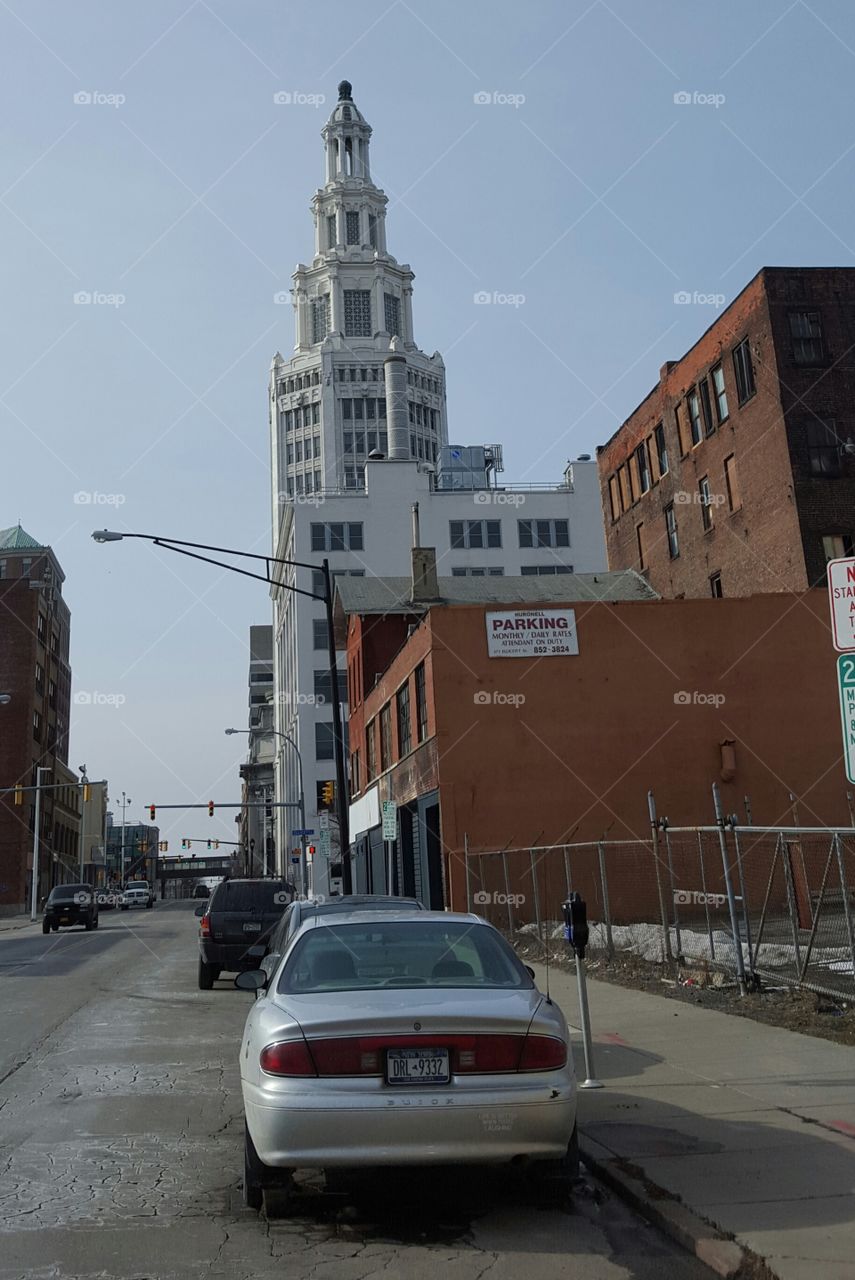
[59, 917, 70, 924]
[386, 1047, 450, 1085]
[243, 922, 262, 934]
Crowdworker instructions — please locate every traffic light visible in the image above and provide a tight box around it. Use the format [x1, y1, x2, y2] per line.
[83, 783, 91, 802]
[13, 785, 23, 806]
[157, 841, 168, 853]
[213, 839, 219, 850]
[321, 781, 335, 807]
[149, 805, 156, 821]
[307, 844, 316, 858]
[207, 839, 212, 850]
[208, 801, 214, 817]
[181, 839, 186, 849]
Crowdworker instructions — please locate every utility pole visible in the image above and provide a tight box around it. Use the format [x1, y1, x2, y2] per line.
[29, 767, 51, 920]
[120, 791, 132, 885]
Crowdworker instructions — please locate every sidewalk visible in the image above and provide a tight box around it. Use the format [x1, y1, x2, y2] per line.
[0, 913, 38, 933]
[534, 963, 855, 1280]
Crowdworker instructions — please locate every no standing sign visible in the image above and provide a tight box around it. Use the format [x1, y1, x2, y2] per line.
[827, 557, 855, 652]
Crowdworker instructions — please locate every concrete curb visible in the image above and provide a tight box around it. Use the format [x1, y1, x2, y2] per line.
[579, 1133, 775, 1280]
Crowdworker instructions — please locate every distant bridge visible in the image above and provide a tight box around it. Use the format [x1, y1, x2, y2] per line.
[156, 855, 235, 884]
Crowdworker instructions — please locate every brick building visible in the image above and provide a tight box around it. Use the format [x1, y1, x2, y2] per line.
[597, 267, 855, 598]
[0, 525, 75, 913]
[335, 562, 848, 913]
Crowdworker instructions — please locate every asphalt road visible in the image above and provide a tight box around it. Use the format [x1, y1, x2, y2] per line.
[0, 901, 713, 1280]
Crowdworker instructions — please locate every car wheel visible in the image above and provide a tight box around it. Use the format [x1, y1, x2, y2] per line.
[42, 921, 49, 934]
[120, 905, 127, 911]
[51, 923, 59, 932]
[84, 919, 93, 931]
[93, 917, 99, 930]
[529, 1124, 580, 1201]
[243, 1122, 294, 1213]
[243, 1124, 264, 1210]
[146, 900, 153, 909]
[198, 958, 218, 990]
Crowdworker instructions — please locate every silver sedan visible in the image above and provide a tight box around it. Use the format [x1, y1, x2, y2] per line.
[235, 910, 577, 1208]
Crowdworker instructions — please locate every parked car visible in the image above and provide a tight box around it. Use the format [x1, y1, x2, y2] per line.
[42, 884, 99, 933]
[235, 910, 577, 1210]
[257, 895, 425, 983]
[121, 880, 154, 910]
[196, 878, 293, 990]
[193, 884, 210, 899]
[96, 889, 118, 910]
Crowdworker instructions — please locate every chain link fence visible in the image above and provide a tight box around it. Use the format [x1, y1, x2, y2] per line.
[465, 823, 855, 1001]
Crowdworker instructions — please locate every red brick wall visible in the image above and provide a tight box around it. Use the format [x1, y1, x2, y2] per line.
[597, 268, 855, 599]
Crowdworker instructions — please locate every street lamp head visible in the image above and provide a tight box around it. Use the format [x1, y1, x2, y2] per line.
[224, 728, 242, 736]
[92, 530, 124, 543]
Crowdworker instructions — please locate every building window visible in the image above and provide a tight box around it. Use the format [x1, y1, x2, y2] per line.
[37, 613, 46, 644]
[380, 703, 393, 772]
[520, 565, 573, 575]
[314, 668, 348, 705]
[617, 464, 630, 510]
[687, 390, 702, 446]
[327, 213, 337, 247]
[33, 710, 42, 742]
[699, 476, 713, 531]
[0, 560, 5, 579]
[636, 523, 645, 570]
[365, 719, 376, 781]
[343, 290, 372, 337]
[350, 750, 360, 795]
[699, 378, 715, 436]
[345, 210, 360, 245]
[312, 619, 328, 650]
[310, 521, 364, 552]
[414, 663, 428, 743]
[451, 566, 504, 577]
[608, 475, 621, 521]
[312, 566, 364, 597]
[396, 683, 412, 757]
[518, 519, 570, 549]
[315, 723, 334, 761]
[449, 520, 502, 550]
[807, 419, 841, 477]
[653, 422, 668, 477]
[789, 311, 824, 365]
[368, 213, 377, 247]
[311, 295, 330, 344]
[733, 338, 756, 404]
[634, 443, 651, 493]
[710, 572, 723, 598]
[723, 454, 741, 511]
[822, 534, 854, 561]
[665, 504, 679, 559]
[384, 293, 401, 337]
[711, 364, 728, 423]
[675, 403, 689, 456]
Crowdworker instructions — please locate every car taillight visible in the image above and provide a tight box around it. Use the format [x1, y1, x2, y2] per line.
[260, 1040, 317, 1076]
[519, 1035, 567, 1071]
[296, 1033, 568, 1076]
[199, 914, 211, 936]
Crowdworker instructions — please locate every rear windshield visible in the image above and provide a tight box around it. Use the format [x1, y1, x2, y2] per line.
[210, 881, 290, 912]
[48, 885, 90, 903]
[126, 882, 148, 889]
[277, 921, 531, 994]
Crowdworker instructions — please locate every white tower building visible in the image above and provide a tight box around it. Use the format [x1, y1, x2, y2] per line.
[270, 80, 448, 511]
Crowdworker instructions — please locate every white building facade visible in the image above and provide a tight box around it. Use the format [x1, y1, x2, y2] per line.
[269, 82, 608, 890]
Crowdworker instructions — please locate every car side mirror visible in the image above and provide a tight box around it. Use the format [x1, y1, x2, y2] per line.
[525, 964, 536, 980]
[235, 969, 268, 992]
[194, 905, 206, 918]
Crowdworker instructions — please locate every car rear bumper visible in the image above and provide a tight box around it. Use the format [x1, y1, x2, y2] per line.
[242, 1076, 576, 1168]
[200, 942, 264, 970]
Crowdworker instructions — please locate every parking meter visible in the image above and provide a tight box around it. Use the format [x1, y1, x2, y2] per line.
[562, 892, 589, 960]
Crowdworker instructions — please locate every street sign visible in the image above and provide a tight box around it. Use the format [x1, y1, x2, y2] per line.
[382, 800, 397, 841]
[291, 828, 314, 836]
[290, 855, 300, 864]
[827, 557, 855, 652]
[485, 608, 579, 658]
[836, 655, 855, 783]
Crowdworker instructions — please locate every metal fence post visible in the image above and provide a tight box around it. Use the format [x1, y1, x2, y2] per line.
[730, 825, 755, 977]
[529, 848, 542, 943]
[464, 833, 472, 912]
[563, 845, 571, 898]
[597, 840, 614, 958]
[834, 832, 855, 982]
[502, 851, 514, 933]
[648, 791, 673, 962]
[663, 826, 682, 959]
[697, 830, 716, 960]
[712, 783, 747, 996]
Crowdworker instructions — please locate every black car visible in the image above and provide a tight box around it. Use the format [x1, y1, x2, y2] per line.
[196, 879, 293, 989]
[43, 883, 99, 933]
[192, 884, 210, 899]
[257, 895, 425, 982]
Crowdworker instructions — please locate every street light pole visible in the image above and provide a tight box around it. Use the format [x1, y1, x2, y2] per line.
[93, 531, 351, 886]
[120, 791, 132, 885]
[225, 727, 307, 895]
[29, 766, 51, 920]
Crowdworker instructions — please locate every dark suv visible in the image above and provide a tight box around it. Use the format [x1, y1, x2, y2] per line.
[196, 879, 292, 989]
[43, 884, 99, 933]
[258, 895, 425, 982]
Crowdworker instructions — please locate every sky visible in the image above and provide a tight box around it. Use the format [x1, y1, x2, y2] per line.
[2, 0, 854, 845]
